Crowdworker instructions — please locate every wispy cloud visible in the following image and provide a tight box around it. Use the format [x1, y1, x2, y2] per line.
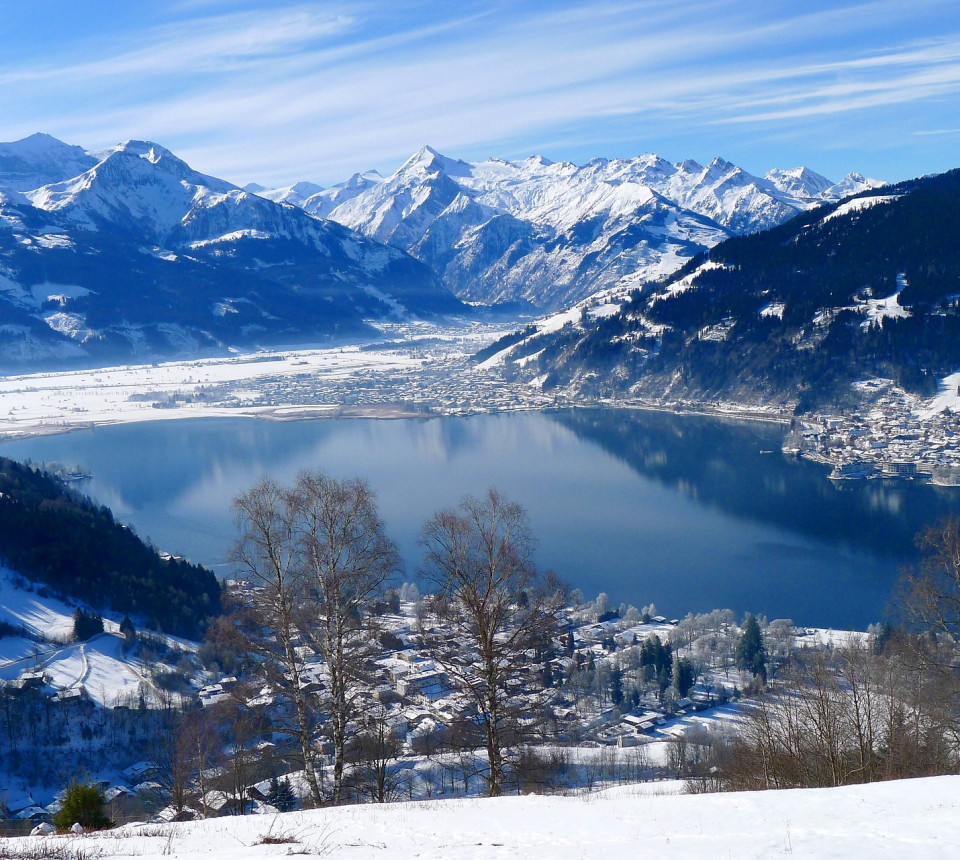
[0, 0, 957, 184]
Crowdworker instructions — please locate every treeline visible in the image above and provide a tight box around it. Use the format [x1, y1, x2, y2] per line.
[0, 458, 220, 638]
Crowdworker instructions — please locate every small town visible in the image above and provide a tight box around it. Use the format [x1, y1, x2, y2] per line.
[785, 377, 960, 485]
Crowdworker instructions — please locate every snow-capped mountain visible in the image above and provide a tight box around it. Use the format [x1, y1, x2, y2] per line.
[0, 136, 462, 367]
[249, 180, 324, 207]
[0, 132, 98, 193]
[483, 167, 960, 412]
[266, 147, 883, 310]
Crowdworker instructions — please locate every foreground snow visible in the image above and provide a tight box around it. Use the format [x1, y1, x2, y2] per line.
[7, 776, 959, 858]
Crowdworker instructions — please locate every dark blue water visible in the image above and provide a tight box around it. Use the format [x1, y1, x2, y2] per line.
[1, 408, 957, 629]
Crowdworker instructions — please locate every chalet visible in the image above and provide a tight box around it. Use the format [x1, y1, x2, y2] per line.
[54, 687, 84, 704]
[201, 791, 255, 817]
[14, 806, 48, 822]
[1, 790, 37, 818]
[198, 684, 231, 707]
[397, 670, 452, 699]
[122, 761, 160, 784]
[9, 672, 45, 692]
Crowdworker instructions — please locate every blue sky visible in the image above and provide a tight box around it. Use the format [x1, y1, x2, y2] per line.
[1, 0, 958, 187]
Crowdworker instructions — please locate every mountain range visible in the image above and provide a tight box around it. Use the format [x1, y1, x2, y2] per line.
[261, 146, 881, 309]
[0, 132, 881, 368]
[481, 168, 960, 412]
[0, 135, 460, 368]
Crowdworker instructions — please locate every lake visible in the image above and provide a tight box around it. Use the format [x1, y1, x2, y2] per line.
[2, 407, 957, 630]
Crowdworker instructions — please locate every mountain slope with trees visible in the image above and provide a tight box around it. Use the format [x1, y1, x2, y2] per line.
[0, 458, 220, 637]
[488, 168, 960, 412]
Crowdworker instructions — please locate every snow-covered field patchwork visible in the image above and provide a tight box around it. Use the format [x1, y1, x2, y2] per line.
[5, 775, 960, 858]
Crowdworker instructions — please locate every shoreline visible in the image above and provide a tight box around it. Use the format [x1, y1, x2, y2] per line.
[0, 394, 794, 443]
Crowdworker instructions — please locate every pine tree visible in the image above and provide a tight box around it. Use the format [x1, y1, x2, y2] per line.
[72, 608, 104, 642]
[610, 665, 624, 707]
[736, 613, 767, 681]
[53, 780, 112, 832]
[267, 776, 296, 812]
[119, 615, 136, 651]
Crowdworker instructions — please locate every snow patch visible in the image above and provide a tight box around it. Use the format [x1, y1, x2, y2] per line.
[760, 302, 785, 319]
[30, 282, 93, 306]
[42, 311, 98, 341]
[822, 194, 899, 223]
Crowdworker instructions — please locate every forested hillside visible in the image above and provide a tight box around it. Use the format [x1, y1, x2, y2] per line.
[499, 168, 960, 412]
[0, 458, 220, 637]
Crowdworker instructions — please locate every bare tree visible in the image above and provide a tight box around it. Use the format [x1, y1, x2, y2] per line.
[724, 639, 960, 791]
[231, 476, 325, 807]
[419, 488, 566, 796]
[232, 471, 401, 807]
[295, 472, 402, 806]
[348, 705, 407, 803]
[900, 515, 960, 643]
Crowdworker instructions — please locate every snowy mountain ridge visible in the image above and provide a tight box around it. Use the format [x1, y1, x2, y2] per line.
[266, 146, 883, 309]
[484, 166, 960, 417]
[0, 135, 462, 367]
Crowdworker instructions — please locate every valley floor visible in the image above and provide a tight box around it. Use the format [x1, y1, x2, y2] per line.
[0, 321, 552, 439]
[5, 774, 959, 859]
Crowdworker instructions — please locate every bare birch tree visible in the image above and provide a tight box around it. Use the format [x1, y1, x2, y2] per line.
[232, 471, 400, 807]
[295, 472, 402, 806]
[900, 515, 960, 643]
[419, 488, 566, 796]
[232, 476, 325, 806]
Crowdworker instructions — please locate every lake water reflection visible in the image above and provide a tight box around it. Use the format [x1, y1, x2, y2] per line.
[2, 408, 957, 630]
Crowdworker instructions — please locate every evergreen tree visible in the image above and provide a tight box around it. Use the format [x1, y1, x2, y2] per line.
[267, 776, 296, 812]
[73, 608, 104, 641]
[53, 780, 112, 832]
[119, 615, 137, 651]
[736, 613, 767, 681]
[673, 655, 695, 698]
[610, 665, 624, 708]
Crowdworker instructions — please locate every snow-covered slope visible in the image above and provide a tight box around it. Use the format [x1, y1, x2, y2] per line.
[488, 166, 959, 413]
[0, 565, 190, 708]
[268, 146, 882, 309]
[8, 776, 960, 858]
[0, 136, 462, 367]
[0, 133, 98, 193]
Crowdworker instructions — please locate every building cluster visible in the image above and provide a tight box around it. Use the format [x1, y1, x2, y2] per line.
[786, 379, 960, 485]
[194, 587, 748, 773]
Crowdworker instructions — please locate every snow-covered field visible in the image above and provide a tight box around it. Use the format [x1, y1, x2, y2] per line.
[6, 775, 959, 858]
[0, 567, 187, 707]
[0, 321, 526, 439]
[0, 341, 426, 436]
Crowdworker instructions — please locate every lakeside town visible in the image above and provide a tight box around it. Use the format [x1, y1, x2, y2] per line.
[783, 376, 960, 485]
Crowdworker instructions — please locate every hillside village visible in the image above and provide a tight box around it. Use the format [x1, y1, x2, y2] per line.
[0, 567, 850, 830]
